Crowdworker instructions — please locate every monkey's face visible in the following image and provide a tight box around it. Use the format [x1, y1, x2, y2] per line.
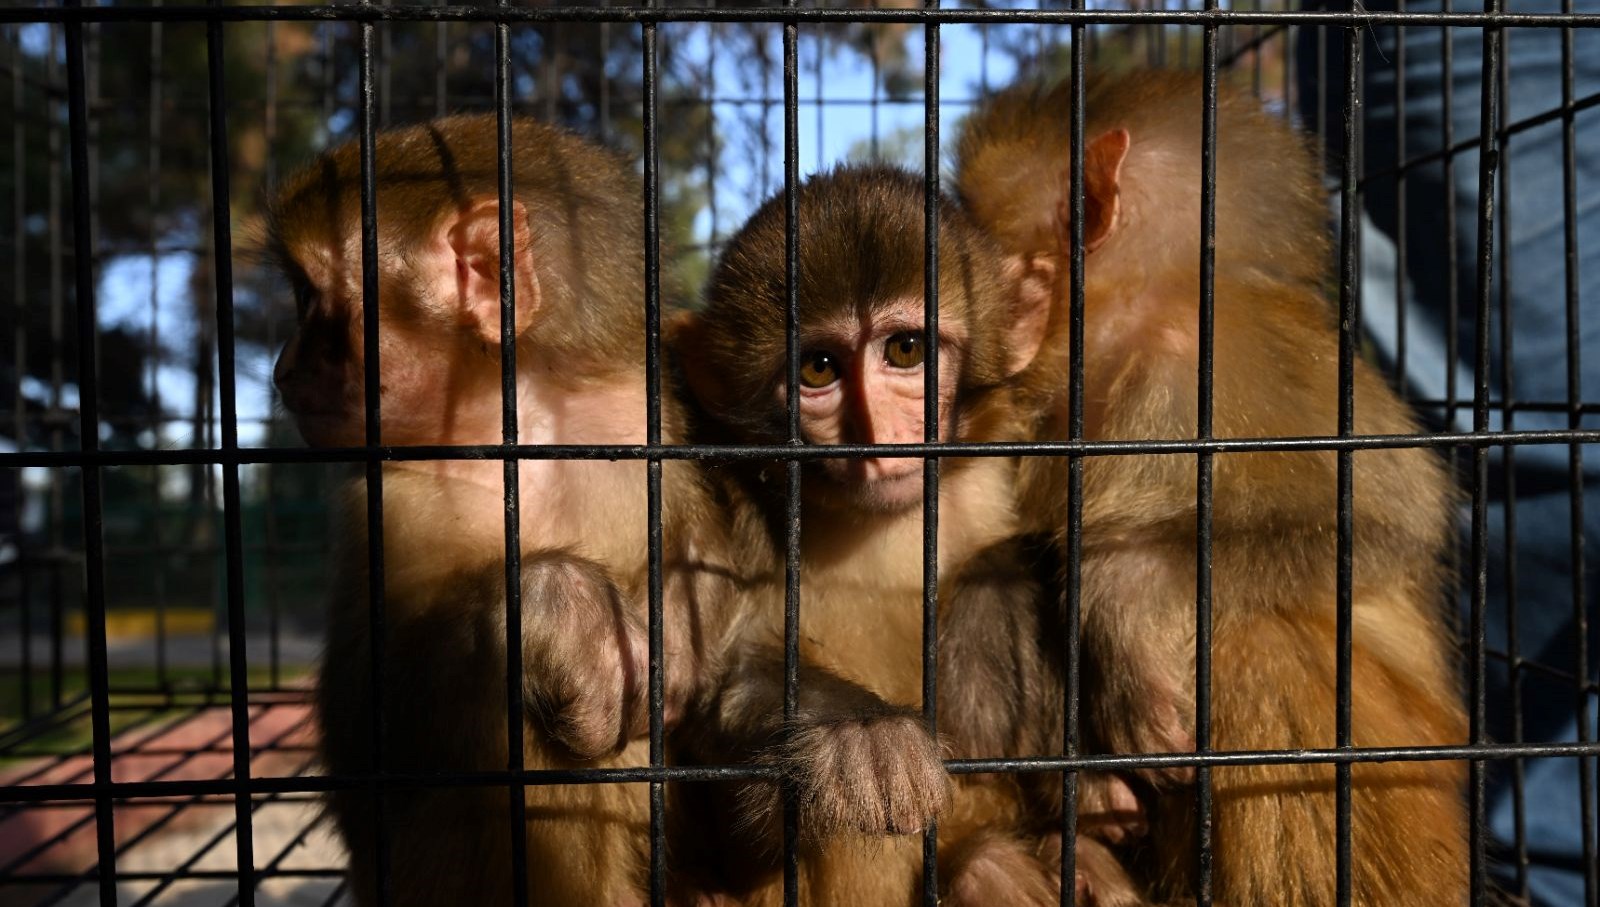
[273, 274, 499, 450]
[789, 298, 963, 514]
[270, 182, 539, 451]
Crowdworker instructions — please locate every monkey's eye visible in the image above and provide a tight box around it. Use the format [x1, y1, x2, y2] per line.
[799, 350, 840, 389]
[884, 332, 925, 369]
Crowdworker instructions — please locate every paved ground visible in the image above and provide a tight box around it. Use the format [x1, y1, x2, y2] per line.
[0, 633, 322, 672]
[0, 700, 349, 907]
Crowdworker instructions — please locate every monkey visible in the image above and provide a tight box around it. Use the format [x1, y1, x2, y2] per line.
[267, 114, 737, 907]
[953, 71, 1469, 906]
[665, 164, 1145, 907]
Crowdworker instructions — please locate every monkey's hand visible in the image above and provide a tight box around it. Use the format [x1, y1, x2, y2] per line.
[1083, 626, 1196, 787]
[942, 831, 1060, 907]
[780, 708, 950, 837]
[1094, 684, 1195, 788]
[1077, 771, 1147, 844]
[1037, 833, 1150, 907]
[704, 645, 949, 841]
[519, 552, 648, 761]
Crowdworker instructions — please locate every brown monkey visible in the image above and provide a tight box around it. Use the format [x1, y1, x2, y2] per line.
[268, 114, 733, 907]
[955, 72, 1468, 906]
[668, 165, 1139, 906]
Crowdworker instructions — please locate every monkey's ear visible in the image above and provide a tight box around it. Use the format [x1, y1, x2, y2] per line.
[1081, 128, 1130, 253]
[1003, 252, 1055, 377]
[668, 310, 724, 412]
[1055, 128, 1130, 258]
[441, 195, 541, 346]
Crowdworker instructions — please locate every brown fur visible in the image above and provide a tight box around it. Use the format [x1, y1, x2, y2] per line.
[954, 73, 1468, 905]
[667, 166, 1067, 905]
[269, 114, 736, 907]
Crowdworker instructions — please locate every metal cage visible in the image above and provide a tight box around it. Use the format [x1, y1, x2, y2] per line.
[0, 1, 1597, 905]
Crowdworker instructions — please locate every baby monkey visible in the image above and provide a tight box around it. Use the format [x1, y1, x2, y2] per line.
[269, 115, 734, 907]
[956, 72, 1468, 906]
[669, 166, 1139, 906]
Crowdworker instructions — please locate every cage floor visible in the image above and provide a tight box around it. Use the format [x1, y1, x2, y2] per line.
[0, 692, 348, 907]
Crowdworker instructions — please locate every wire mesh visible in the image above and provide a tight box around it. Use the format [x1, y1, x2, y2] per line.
[0, 3, 1597, 907]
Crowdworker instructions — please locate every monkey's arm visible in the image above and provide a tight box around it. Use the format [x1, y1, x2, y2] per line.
[1078, 556, 1197, 789]
[684, 640, 949, 842]
[937, 535, 1054, 760]
[508, 551, 653, 761]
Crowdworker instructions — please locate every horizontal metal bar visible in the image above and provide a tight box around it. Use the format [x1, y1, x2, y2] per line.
[1362, 86, 1600, 187]
[947, 739, 1600, 775]
[7, 388, 1593, 443]
[0, 5, 1595, 26]
[0, 868, 343, 886]
[7, 428, 1600, 469]
[0, 762, 785, 804]
[3, 739, 1596, 806]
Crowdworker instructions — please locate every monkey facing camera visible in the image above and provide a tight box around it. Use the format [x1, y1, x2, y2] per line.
[664, 165, 1145, 906]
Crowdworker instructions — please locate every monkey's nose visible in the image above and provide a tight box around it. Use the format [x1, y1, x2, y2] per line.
[271, 346, 296, 393]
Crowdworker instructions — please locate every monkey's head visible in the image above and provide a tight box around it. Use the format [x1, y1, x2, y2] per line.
[265, 116, 642, 449]
[678, 166, 1049, 514]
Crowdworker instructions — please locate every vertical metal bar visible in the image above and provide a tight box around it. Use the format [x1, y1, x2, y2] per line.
[204, 8, 256, 904]
[47, 25, 64, 713]
[599, 0, 611, 141]
[63, 3, 115, 902]
[1561, 0, 1597, 900]
[1442, 0, 1459, 430]
[1282, 0, 1295, 122]
[919, 7, 941, 905]
[1316, 19, 1328, 165]
[704, 22, 716, 248]
[760, 30, 772, 197]
[263, 18, 282, 692]
[494, 8, 530, 907]
[434, 10, 446, 119]
[1334, 23, 1362, 907]
[1059, 11, 1087, 906]
[1194, 9, 1219, 906]
[148, 3, 168, 690]
[1468, 5, 1503, 905]
[781, 6, 803, 904]
[11, 24, 32, 723]
[641, 6, 666, 906]
[356, 7, 391, 905]
[868, 17, 879, 160]
[815, 29, 824, 174]
[1494, 28, 1530, 898]
[1394, 5, 1408, 397]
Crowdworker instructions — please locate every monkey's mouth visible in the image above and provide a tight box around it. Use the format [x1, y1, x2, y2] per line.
[814, 458, 926, 512]
[286, 410, 361, 449]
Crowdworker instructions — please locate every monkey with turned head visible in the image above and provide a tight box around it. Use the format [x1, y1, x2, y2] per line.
[955, 71, 1467, 906]
[268, 114, 738, 907]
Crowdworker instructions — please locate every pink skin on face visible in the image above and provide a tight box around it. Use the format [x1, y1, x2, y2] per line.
[784, 297, 963, 513]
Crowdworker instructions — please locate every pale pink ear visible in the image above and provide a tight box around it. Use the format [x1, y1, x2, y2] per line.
[1055, 127, 1131, 256]
[443, 195, 540, 346]
[1002, 252, 1056, 377]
